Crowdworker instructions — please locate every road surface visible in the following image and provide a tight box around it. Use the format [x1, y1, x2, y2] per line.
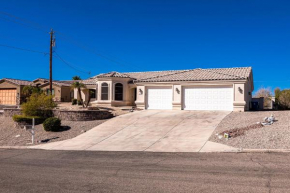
[0, 149, 289, 192]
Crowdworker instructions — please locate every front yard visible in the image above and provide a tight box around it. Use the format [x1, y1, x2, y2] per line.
[0, 105, 132, 146]
[0, 117, 106, 146]
[210, 110, 290, 149]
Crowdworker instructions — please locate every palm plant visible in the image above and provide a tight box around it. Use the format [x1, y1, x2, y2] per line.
[71, 76, 86, 107]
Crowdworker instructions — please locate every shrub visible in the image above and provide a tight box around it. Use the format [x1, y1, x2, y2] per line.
[77, 100, 83, 105]
[22, 93, 57, 117]
[278, 90, 290, 109]
[72, 99, 77, 105]
[12, 115, 45, 125]
[43, 117, 61, 132]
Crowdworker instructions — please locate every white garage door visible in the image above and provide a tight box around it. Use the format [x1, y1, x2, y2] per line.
[147, 88, 172, 110]
[184, 87, 233, 111]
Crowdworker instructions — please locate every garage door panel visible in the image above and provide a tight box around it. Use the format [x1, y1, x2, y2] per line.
[184, 87, 233, 111]
[147, 88, 172, 110]
[0, 89, 17, 105]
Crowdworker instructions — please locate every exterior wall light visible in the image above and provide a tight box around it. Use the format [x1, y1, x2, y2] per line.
[175, 87, 180, 94]
[139, 88, 143, 95]
[238, 87, 243, 94]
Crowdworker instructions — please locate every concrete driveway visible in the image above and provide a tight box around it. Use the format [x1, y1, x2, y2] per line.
[33, 110, 231, 152]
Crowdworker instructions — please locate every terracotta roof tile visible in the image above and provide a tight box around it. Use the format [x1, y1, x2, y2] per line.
[134, 67, 252, 82]
[93, 71, 131, 78]
[90, 67, 252, 83]
[0, 78, 32, 86]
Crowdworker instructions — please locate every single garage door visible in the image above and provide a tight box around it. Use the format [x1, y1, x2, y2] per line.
[0, 89, 17, 105]
[184, 87, 233, 111]
[147, 87, 172, 110]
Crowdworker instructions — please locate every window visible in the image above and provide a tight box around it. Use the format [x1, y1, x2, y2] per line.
[115, 83, 123, 101]
[89, 89, 96, 98]
[101, 83, 109, 100]
[46, 89, 54, 95]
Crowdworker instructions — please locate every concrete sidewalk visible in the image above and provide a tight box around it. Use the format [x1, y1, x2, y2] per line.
[30, 110, 235, 152]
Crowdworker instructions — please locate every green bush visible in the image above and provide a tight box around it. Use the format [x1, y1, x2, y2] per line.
[72, 99, 77, 105]
[12, 115, 45, 125]
[43, 117, 61, 132]
[21, 93, 57, 117]
[77, 100, 83, 105]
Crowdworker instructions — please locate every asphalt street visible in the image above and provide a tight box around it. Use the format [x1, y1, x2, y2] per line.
[0, 149, 289, 192]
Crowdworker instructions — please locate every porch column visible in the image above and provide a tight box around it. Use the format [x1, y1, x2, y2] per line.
[135, 85, 145, 109]
[233, 83, 246, 112]
[172, 85, 182, 110]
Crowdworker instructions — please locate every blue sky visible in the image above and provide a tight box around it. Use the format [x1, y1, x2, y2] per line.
[1, 0, 290, 93]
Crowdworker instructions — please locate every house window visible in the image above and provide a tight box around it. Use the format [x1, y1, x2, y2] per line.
[46, 89, 54, 95]
[89, 89, 96, 98]
[101, 83, 109, 100]
[115, 83, 123, 101]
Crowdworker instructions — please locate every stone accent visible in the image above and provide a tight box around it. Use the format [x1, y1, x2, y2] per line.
[53, 110, 113, 121]
[3, 108, 22, 117]
[2, 108, 113, 121]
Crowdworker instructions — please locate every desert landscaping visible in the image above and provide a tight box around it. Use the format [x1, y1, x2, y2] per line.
[210, 110, 290, 149]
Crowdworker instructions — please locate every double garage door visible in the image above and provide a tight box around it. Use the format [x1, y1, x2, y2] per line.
[146, 86, 233, 111]
[0, 89, 17, 105]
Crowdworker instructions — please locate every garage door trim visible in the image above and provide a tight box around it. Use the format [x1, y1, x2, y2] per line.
[146, 86, 173, 110]
[183, 85, 233, 111]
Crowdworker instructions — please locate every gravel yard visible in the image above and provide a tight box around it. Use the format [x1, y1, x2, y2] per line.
[0, 105, 132, 146]
[0, 117, 107, 146]
[209, 110, 290, 149]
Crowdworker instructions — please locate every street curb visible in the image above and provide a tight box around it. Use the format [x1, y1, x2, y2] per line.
[0, 146, 31, 149]
[239, 149, 290, 153]
[1, 146, 290, 153]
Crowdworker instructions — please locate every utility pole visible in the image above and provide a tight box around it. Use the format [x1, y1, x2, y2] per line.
[49, 29, 55, 95]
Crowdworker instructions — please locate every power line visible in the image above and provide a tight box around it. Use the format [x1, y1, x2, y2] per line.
[0, 43, 48, 55]
[0, 11, 48, 33]
[56, 32, 145, 72]
[53, 51, 91, 75]
[1, 11, 145, 72]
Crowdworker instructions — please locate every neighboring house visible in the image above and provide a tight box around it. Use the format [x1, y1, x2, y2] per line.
[76, 67, 254, 112]
[0, 78, 31, 105]
[32, 78, 74, 102]
[0, 78, 93, 105]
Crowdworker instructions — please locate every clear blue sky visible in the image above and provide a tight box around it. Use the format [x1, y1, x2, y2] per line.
[1, 0, 290, 93]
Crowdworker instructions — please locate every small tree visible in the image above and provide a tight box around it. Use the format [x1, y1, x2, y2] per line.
[22, 93, 57, 117]
[277, 90, 290, 109]
[254, 87, 272, 107]
[22, 85, 43, 99]
[71, 76, 86, 108]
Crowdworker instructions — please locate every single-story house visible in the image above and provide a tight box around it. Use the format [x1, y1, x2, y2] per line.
[0, 78, 32, 105]
[0, 78, 93, 105]
[76, 67, 254, 112]
[32, 78, 74, 102]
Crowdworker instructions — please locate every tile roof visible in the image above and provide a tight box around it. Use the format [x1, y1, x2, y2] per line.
[91, 67, 252, 83]
[81, 79, 96, 85]
[135, 67, 252, 82]
[0, 78, 32, 86]
[93, 71, 131, 78]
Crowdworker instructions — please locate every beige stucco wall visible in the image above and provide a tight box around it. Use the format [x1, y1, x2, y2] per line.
[61, 86, 72, 102]
[92, 77, 135, 106]
[41, 85, 62, 101]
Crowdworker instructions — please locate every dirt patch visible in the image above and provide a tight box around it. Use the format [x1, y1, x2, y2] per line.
[219, 123, 263, 138]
